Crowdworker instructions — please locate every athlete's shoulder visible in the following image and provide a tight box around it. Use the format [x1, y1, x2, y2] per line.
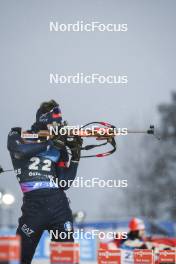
[7, 127, 22, 150]
[8, 127, 22, 137]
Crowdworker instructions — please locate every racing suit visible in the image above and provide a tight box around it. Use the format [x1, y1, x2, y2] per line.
[7, 127, 78, 264]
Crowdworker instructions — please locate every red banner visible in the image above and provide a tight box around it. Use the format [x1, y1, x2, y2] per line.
[98, 249, 121, 264]
[158, 250, 176, 263]
[134, 249, 154, 264]
[50, 242, 80, 263]
[0, 236, 21, 262]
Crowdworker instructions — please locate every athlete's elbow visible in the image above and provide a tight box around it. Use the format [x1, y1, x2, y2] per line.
[14, 147, 32, 159]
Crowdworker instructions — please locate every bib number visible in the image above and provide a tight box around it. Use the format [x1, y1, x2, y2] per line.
[29, 157, 52, 171]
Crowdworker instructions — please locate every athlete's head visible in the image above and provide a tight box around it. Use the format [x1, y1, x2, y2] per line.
[32, 99, 62, 131]
[129, 218, 145, 238]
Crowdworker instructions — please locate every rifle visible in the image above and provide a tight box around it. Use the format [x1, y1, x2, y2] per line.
[21, 121, 156, 158]
[0, 122, 156, 174]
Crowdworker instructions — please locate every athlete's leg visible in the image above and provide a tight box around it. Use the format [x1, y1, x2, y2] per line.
[47, 194, 74, 242]
[17, 220, 43, 264]
[16, 198, 45, 264]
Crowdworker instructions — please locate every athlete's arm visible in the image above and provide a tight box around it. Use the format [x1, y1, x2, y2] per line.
[56, 149, 78, 190]
[7, 128, 51, 159]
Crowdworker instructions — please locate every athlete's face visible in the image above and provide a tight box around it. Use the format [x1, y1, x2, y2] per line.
[139, 229, 145, 238]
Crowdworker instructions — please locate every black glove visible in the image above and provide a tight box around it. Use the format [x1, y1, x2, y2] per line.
[66, 136, 83, 161]
[51, 135, 66, 149]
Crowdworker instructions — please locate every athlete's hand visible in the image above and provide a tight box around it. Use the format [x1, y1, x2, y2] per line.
[66, 136, 83, 161]
[52, 135, 66, 149]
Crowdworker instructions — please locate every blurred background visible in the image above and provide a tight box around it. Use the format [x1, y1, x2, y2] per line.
[0, 0, 176, 262]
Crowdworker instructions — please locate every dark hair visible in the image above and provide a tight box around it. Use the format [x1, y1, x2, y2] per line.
[128, 230, 140, 239]
[31, 100, 60, 131]
[39, 99, 59, 114]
